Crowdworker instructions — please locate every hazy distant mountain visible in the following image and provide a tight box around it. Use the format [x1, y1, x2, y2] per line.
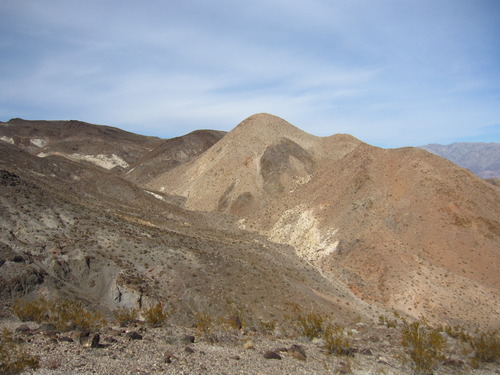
[419, 142, 500, 178]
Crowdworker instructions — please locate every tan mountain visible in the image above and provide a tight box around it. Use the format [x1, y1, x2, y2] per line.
[0, 124, 372, 326]
[0, 118, 163, 171]
[122, 129, 226, 186]
[148, 113, 500, 329]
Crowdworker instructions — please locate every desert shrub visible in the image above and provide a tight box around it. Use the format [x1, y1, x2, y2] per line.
[113, 306, 139, 326]
[466, 330, 499, 364]
[12, 297, 105, 332]
[143, 302, 171, 327]
[195, 312, 213, 335]
[324, 323, 352, 356]
[441, 324, 469, 341]
[49, 298, 106, 331]
[0, 329, 39, 374]
[258, 320, 277, 335]
[12, 297, 48, 323]
[400, 320, 446, 375]
[287, 306, 325, 340]
[378, 314, 398, 328]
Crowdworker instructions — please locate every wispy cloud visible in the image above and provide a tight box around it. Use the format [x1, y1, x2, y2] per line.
[1, 0, 499, 147]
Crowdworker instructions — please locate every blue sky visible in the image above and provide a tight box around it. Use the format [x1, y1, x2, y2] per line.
[1, 0, 499, 147]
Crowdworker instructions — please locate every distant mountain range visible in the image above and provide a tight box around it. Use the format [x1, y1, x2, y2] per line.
[419, 142, 500, 179]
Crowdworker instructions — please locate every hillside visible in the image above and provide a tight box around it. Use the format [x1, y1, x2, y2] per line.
[0, 114, 499, 374]
[148, 113, 500, 329]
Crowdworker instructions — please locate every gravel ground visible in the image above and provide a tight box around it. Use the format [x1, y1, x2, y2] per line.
[2, 318, 499, 375]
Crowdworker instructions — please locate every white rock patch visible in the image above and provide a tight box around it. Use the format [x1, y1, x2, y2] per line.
[30, 138, 48, 147]
[70, 153, 129, 170]
[0, 136, 14, 144]
[268, 205, 339, 262]
[145, 191, 165, 201]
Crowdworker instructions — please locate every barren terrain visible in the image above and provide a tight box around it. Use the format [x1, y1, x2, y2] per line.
[0, 114, 498, 374]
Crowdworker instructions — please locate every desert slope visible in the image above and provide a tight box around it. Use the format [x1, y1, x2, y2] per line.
[149, 113, 500, 329]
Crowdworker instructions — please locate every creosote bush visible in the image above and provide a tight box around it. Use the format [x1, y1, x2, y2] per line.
[0, 329, 39, 375]
[323, 323, 352, 356]
[12, 298, 48, 323]
[400, 319, 446, 375]
[13, 297, 106, 332]
[466, 330, 499, 365]
[113, 306, 139, 326]
[287, 305, 325, 340]
[195, 312, 213, 335]
[143, 302, 172, 327]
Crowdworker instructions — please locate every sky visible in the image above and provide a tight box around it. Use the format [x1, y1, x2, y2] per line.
[0, 0, 499, 148]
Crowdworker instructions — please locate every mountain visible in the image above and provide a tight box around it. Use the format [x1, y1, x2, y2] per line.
[0, 118, 163, 171]
[148, 113, 500, 329]
[0, 119, 371, 326]
[1, 114, 499, 333]
[420, 142, 500, 179]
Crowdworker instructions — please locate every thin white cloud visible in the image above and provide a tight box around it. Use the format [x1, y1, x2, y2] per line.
[0, 0, 499, 147]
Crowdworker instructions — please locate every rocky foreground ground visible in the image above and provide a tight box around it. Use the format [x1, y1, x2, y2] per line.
[1, 316, 498, 375]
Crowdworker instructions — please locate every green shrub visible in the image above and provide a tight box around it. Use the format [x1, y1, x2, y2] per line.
[0, 329, 39, 374]
[400, 320, 446, 375]
[324, 323, 352, 356]
[113, 306, 139, 326]
[143, 302, 171, 327]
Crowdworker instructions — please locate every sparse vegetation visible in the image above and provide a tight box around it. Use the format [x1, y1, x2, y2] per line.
[13, 297, 106, 332]
[466, 329, 499, 365]
[143, 302, 172, 327]
[287, 305, 326, 340]
[0, 329, 39, 374]
[195, 312, 213, 335]
[113, 306, 139, 326]
[400, 319, 446, 375]
[12, 298, 47, 323]
[323, 323, 352, 356]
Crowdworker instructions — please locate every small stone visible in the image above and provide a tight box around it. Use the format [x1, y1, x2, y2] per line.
[337, 362, 351, 374]
[312, 337, 325, 346]
[59, 336, 74, 343]
[164, 351, 176, 364]
[289, 344, 307, 361]
[243, 340, 254, 349]
[444, 358, 465, 368]
[263, 350, 282, 360]
[79, 332, 100, 348]
[15, 324, 31, 333]
[126, 331, 143, 340]
[184, 346, 195, 354]
[359, 348, 373, 356]
[38, 323, 56, 331]
[227, 315, 242, 330]
[180, 334, 195, 344]
[377, 355, 389, 364]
